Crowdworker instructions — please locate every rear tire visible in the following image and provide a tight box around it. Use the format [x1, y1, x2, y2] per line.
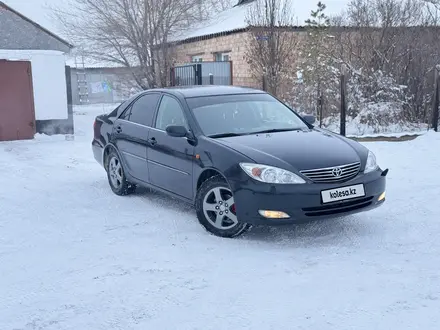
[106, 150, 136, 196]
[195, 175, 250, 238]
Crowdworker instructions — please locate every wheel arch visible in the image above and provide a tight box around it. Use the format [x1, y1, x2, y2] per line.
[103, 143, 123, 170]
[196, 168, 229, 194]
[194, 168, 251, 238]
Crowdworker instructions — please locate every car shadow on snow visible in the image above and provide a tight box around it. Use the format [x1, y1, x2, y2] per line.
[134, 187, 196, 214]
[241, 218, 376, 246]
[133, 187, 377, 245]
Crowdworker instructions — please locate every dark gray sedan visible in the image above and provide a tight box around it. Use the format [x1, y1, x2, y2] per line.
[92, 86, 387, 238]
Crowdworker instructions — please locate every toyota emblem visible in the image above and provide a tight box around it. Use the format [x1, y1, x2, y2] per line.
[331, 167, 343, 177]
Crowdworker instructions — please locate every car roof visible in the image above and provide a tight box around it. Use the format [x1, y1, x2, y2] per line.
[146, 85, 266, 98]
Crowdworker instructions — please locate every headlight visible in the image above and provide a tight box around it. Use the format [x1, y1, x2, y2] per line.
[239, 163, 306, 184]
[364, 151, 378, 173]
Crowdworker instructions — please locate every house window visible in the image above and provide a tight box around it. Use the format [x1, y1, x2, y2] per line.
[191, 55, 203, 62]
[214, 52, 230, 62]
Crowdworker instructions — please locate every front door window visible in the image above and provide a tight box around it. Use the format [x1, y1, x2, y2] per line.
[155, 95, 189, 130]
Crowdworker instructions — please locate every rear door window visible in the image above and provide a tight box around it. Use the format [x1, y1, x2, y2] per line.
[121, 93, 161, 127]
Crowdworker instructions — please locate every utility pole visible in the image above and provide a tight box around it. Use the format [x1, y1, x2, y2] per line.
[340, 63, 347, 136]
[432, 65, 440, 132]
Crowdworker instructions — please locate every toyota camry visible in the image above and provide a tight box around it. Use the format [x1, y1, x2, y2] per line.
[92, 86, 387, 238]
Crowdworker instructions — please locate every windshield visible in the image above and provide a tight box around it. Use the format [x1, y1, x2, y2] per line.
[186, 93, 309, 137]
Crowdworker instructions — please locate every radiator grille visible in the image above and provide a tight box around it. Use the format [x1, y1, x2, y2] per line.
[300, 162, 361, 183]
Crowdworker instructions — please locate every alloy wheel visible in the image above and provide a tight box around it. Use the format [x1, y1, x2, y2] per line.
[202, 187, 238, 230]
[108, 156, 123, 189]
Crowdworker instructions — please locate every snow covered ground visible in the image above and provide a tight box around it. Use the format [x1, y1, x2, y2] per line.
[1, 104, 440, 330]
[322, 116, 429, 138]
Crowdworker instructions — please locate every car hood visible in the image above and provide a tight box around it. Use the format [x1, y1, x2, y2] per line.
[215, 129, 366, 171]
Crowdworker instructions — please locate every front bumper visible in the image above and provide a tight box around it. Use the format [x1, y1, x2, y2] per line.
[230, 168, 387, 226]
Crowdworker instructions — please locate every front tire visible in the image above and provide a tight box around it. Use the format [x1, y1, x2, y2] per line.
[195, 176, 250, 238]
[106, 150, 136, 196]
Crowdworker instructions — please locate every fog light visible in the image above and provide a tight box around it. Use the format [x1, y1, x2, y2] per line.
[378, 192, 386, 201]
[258, 210, 290, 219]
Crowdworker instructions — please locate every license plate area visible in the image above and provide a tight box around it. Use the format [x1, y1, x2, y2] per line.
[321, 184, 366, 204]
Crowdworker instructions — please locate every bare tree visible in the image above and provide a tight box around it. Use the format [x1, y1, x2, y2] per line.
[282, 0, 440, 133]
[50, 0, 210, 89]
[204, 0, 235, 13]
[340, 0, 440, 121]
[420, 0, 440, 23]
[244, 0, 299, 97]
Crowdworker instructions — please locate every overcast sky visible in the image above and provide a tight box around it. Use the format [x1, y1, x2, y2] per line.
[3, 0, 67, 36]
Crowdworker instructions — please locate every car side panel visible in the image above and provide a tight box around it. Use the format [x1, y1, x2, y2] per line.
[112, 119, 150, 183]
[192, 136, 256, 198]
[147, 128, 195, 199]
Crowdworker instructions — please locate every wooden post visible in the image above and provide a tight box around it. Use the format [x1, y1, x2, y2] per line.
[340, 64, 347, 136]
[195, 64, 202, 85]
[432, 65, 440, 132]
[262, 74, 267, 91]
[317, 80, 323, 128]
[319, 95, 323, 128]
[169, 67, 175, 86]
[229, 60, 233, 85]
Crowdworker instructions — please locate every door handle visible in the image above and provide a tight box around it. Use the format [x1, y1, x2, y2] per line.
[115, 125, 122, 133]
[148, 137, 157, 146]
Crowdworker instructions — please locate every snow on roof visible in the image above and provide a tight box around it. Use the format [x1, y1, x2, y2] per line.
[169, 2, 253, 42]
[2, 0, 59, 32]
[1, 0, 73, 48]
[64, 47, 141, 69]
[64, 55, 125, 69]
[170, 0, 349, 42]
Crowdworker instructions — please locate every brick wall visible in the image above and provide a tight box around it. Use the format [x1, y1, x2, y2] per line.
[172, 32, 261, 88]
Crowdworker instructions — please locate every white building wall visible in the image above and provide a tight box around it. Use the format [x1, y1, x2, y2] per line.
[0, 49, 68, 120]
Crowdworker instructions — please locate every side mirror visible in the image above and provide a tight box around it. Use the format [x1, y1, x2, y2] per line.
[303, 115, 316, 125]
[166, 125, 188, 138]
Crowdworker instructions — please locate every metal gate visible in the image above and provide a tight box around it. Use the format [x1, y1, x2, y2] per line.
[0, 60, 36, 141]
[170, 61, 232, 86]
